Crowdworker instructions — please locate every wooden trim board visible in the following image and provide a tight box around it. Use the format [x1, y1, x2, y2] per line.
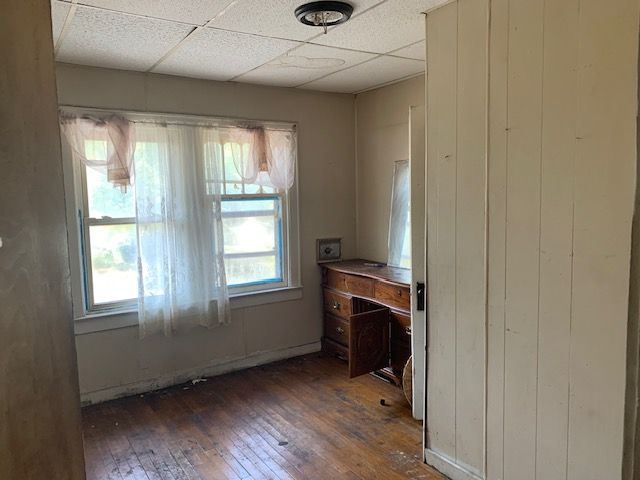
[425, 449, 484, 480]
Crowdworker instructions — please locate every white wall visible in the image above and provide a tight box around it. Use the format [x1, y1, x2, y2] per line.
[355, 75, 425, 263]
[426, 2, 487, 476]
[425, 1, 639, 480]
[55, 64, 357, 402]
[0, 2, 85, 478]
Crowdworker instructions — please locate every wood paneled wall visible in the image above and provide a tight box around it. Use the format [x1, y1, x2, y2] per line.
[0, 1, 85, 478]
[425, 1, 639, 479]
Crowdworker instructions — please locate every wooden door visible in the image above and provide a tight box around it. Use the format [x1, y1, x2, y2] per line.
[348, 308, 390, 378]
[410, 104, 426, 421]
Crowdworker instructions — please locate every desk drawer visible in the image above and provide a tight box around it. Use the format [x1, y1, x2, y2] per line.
[326, 270, 374, 298]
[375, 281, 410, 311]
[323, 288, 352, 319]
[322, 337, 348, 360]
[324, 313, 349, 346]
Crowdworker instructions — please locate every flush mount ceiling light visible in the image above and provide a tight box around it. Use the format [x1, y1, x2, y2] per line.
[295, 1, 354, 34]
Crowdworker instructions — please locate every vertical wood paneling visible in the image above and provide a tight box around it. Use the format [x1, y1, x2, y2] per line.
[455, 0, 488, 474]
[567, 2, 638, 479]
[502, 0, 544, 478]
[486, 0, 509, 478]
[426, 1, 458, 458]
[0, 1, 85, 478]
[535, 2, 579, 478]
[426, 1, 639, 479]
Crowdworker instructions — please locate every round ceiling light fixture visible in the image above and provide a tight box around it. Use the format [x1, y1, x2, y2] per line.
[295, 1, 354, 34]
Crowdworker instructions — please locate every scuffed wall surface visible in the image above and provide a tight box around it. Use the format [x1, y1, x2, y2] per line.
[0, 1, 85, 478]
[426, 0, 639, 479]
[55, 64, 357, 400]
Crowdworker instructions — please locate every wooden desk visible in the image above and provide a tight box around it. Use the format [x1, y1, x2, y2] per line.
[320, 259, 412, 384]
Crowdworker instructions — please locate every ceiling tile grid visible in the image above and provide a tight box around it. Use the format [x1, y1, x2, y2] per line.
[56, 0, 233, 25]
[309, 0, 439, 53]
[237, 43, 377, 88]
[51, 1, 71, 45]
[56, 6, 194, 71]
[51, 0, 440, 93]
[153, 27, 300, 81]
[389, 40, 426, 61]
[302, 55, 425, 93]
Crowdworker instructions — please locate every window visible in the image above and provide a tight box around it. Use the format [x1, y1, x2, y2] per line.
[68, 114, 297, 314]
[81, 151, 138, 308]
[217, 151, 287, 290]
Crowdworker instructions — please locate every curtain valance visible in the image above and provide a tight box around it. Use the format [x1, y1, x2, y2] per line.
[213, 126, 297, 190]
[60, 113, 136, 192]
[60, 111, 296, 192]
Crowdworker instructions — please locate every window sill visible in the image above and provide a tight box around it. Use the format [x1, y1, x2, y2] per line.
[74, 286, 303, 335]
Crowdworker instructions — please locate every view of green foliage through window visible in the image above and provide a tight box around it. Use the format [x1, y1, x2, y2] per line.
[82, 139, 285, 309]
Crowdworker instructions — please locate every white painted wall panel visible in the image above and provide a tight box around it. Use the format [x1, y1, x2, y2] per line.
[425, 1, 639, 479]
[535, 2, 579, 478]
[426, 2, 458, 459]
[454, 0, 488, 474]
[502, 1, 544, 478]
[485, 0, 508, 477]
[567, 2, 638, 478]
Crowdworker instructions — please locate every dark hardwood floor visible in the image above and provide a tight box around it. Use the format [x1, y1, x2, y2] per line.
[82, 353, 446, 480]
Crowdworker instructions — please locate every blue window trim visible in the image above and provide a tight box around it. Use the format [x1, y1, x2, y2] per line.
[221, 194, 286, 290]
[78, 209, 90, 312]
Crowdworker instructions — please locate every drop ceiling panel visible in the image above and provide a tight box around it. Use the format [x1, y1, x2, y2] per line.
[237, 44, 376, 88]
[209, 0, 384, 42]
[57, 7, 192, 71]
[302, 55, 424, 93]
[68, 0, 232, 25]
[153, 28, 300, 81]
[312, 0, 442, 53]
[390, 40, 426, 60]
[51, 1, 70, 45]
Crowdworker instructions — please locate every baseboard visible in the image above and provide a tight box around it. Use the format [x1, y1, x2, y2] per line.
[425, 449, 484, 480]
[80, 341, 321, 405]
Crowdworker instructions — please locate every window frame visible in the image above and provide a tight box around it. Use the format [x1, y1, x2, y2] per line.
[220, 193, 289, 294]
[79, 162, 139, 314]
[61, 107, 301, 320]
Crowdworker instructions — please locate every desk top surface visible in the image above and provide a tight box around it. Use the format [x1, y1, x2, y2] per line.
[321, 259, 411, 287]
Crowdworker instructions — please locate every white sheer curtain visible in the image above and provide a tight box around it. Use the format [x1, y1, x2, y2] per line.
[60, 113, 136, 192]
[215, 126, 297, 190]
[134, 123, 230, 337]
[60, 109, 296, 338]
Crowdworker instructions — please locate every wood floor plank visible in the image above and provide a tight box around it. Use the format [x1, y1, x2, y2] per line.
[82, 353, 444, 480]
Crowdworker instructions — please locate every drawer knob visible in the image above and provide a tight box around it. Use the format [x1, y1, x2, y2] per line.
[336, 326, 345, 335]
[405, 326, 412, 335]
[332, 301, 341, 310]
[397, 289, 402, 296]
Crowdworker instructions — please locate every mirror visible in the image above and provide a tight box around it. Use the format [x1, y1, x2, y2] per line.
[388, 159, 411, 269]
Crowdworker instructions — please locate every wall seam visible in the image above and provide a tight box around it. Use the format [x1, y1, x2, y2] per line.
[501, 0, 511, 477]
[533, 1, 546, 478]
[565, 1, 582, 477]
[483, 0, 492, 477]
[454, 0, 460, 463]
